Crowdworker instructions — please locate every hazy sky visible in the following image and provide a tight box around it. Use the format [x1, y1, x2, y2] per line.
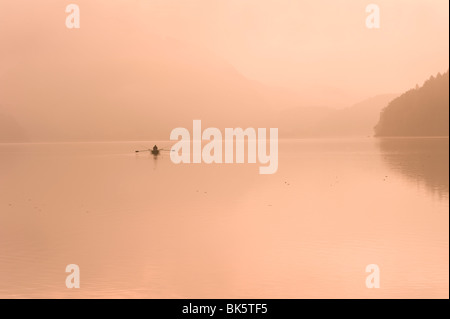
[1, 0, 448, 99]
[134, 0, 449, 96]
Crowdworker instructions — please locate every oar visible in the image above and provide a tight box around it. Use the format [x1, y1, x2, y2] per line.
[135, 148, 175, 153]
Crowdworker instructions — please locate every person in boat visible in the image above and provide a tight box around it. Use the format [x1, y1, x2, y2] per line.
[151, 145, 160, 155]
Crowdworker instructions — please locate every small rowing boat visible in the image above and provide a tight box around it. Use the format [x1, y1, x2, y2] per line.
[135, 145, 172, 155]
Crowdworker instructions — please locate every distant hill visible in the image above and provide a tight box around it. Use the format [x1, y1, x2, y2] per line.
[0, 4, 389, 143]
[0, 22, 305, 142]
[375, 71, 449, 137]
[272, 106, 335, 137]
[0, 112, 27, 142]
[277, 94, 398, 138]
[309, 94, 398, 137]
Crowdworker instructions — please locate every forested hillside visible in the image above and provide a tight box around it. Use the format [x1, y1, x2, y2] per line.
[375, 72, 449, 137]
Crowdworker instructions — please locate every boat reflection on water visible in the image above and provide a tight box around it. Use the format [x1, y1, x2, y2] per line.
[376, 137, 449, 197]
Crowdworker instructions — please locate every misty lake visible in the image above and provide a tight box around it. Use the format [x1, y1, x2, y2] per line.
[0, 138, 448, 298]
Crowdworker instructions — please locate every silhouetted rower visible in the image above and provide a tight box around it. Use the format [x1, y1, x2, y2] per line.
[151, 145, 160, 155]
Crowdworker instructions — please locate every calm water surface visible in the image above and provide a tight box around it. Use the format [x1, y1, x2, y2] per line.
[0, 138, 448, 298]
